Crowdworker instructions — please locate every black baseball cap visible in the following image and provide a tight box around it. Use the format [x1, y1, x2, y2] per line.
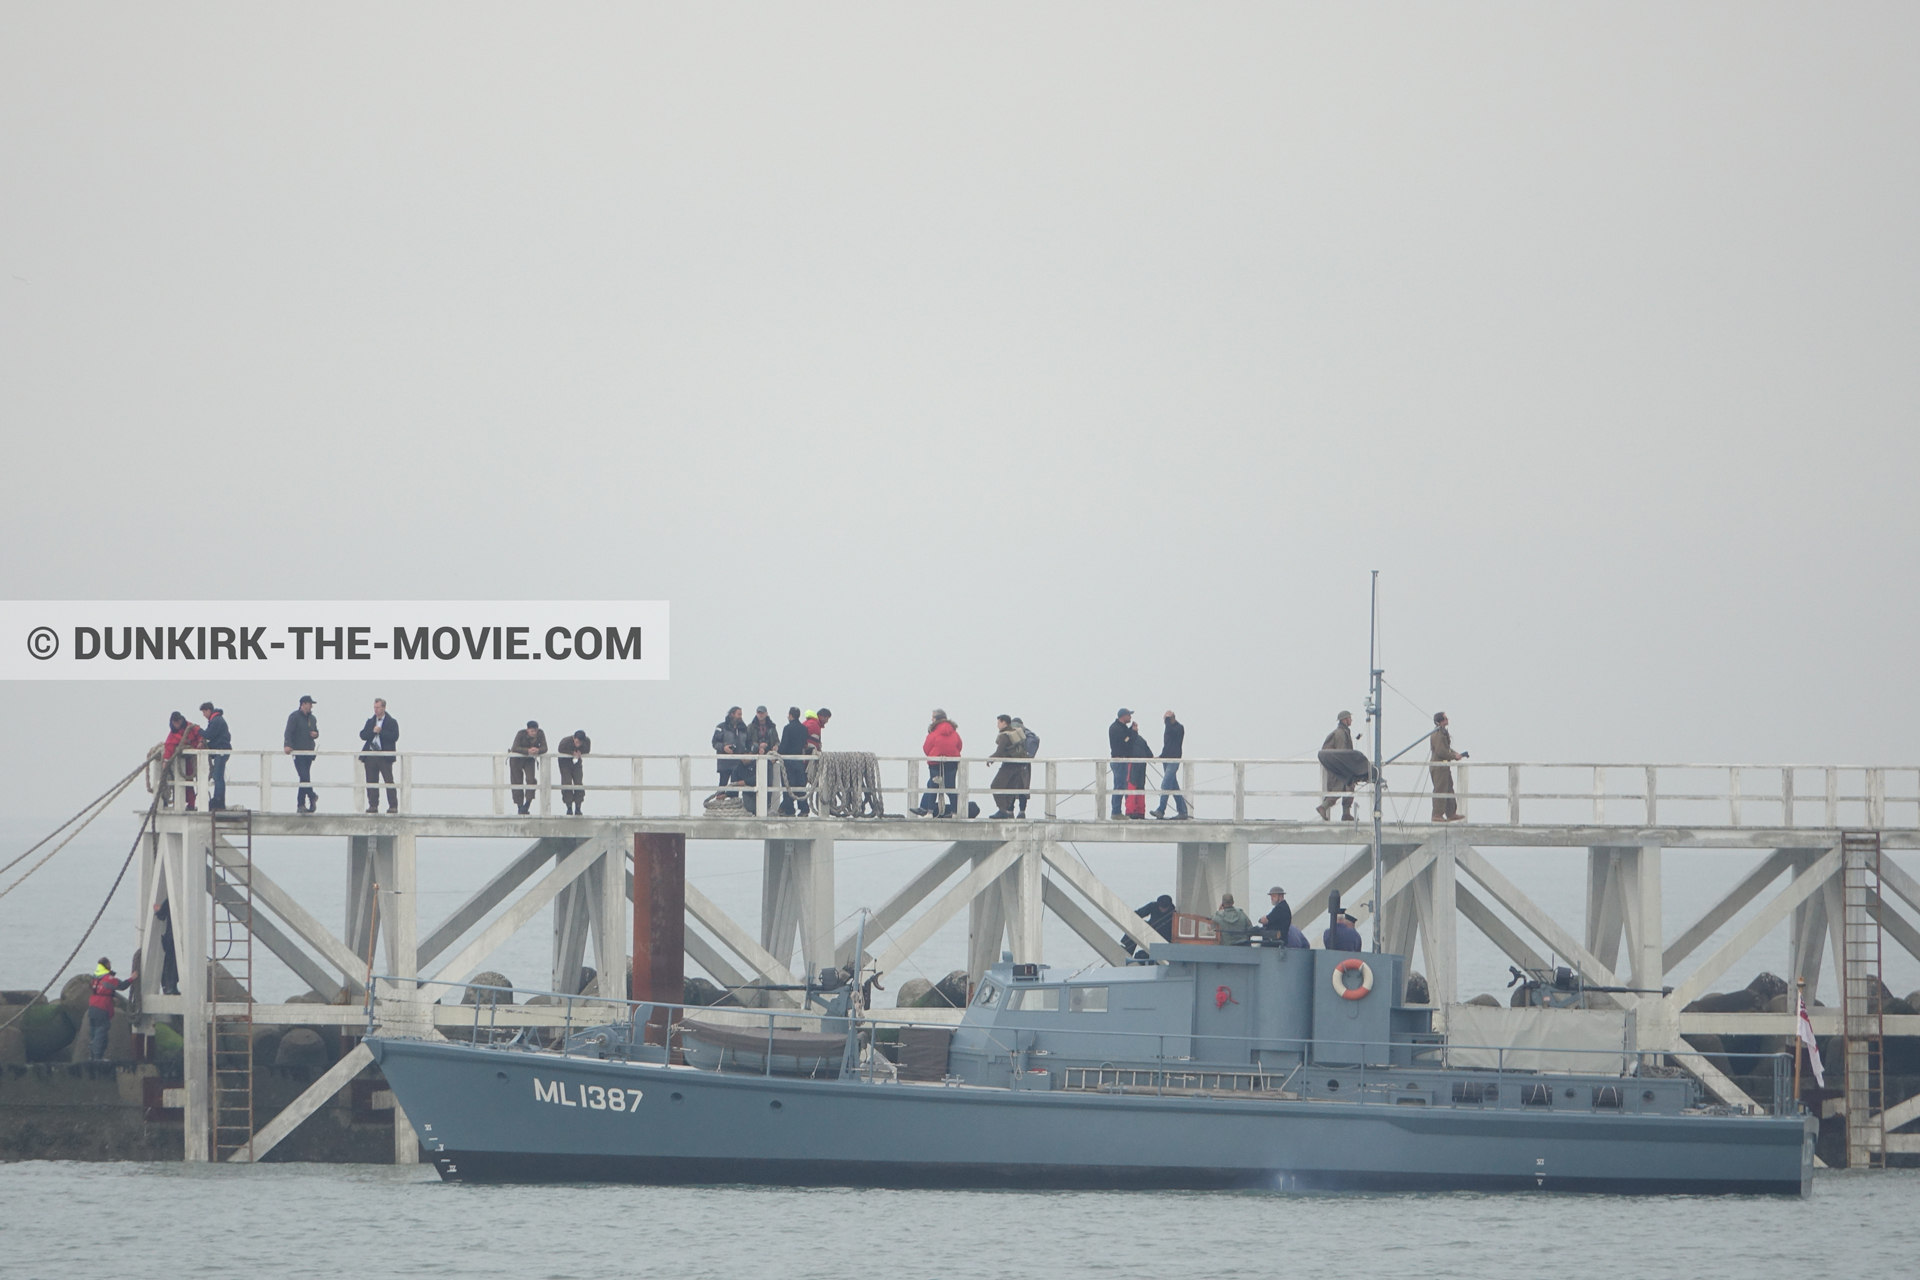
[299, 695, 316, 705]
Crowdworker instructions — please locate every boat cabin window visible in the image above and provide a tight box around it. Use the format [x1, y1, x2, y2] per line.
[974, 981, 1000, 1008]
[1007, 987, 1060, 1012]
[1068, 986, 1108, 1013]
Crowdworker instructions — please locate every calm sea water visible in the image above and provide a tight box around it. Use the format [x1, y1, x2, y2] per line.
[0, 1162, 1911, 1280]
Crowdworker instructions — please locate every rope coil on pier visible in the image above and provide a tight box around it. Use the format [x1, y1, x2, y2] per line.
[811, 752, 886, 818]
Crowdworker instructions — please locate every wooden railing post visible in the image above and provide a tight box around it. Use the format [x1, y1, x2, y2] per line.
[630, 756, 644, 817]
[1507, 765, 1521, 825]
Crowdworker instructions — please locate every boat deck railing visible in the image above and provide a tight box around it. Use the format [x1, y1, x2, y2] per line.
[381, 977, 1799, 1116]
[155, 748, 1919, 828]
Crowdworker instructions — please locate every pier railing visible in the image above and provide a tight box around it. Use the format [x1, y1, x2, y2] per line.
[156, 749, 1920, 828]
[397, 976, 1797, 1115]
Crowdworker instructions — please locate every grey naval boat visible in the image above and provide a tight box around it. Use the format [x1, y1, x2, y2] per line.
[369, 938, 1816, 1195]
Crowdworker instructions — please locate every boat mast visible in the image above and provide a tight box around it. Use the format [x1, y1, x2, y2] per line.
[1366, 571, 1384, 954]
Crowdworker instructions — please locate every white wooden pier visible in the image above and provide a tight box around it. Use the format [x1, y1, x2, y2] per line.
[126, 749, 1920, 1167]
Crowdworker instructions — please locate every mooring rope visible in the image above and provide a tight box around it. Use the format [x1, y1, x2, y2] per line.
[811, 752, 886, 818]
[0, 758, 148, 882]
[0, 764, 166, 1035]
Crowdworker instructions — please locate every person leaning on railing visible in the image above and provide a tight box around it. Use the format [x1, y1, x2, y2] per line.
[556, 729, 590, 815]
[510, 720, 548, 815]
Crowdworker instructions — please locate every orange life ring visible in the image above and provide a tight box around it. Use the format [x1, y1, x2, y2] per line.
[1331, 957, 1373, 1000]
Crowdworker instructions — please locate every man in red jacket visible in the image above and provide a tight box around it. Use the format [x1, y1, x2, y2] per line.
[913, 710, 963, 816]
[87, 957, 132, 1060]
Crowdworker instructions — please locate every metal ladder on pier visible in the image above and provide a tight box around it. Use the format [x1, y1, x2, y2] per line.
[1841, 830, 1885, 1170]
[209, 809, 255, 1162]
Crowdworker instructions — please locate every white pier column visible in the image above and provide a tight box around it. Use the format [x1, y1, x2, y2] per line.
[377, 832, 419, 1165]
[1421, 829, 1459, 1007]
[968, 844, 1010, 982]
[172, 819, 211, 1162]
[595, 828, 629, 999]
[1005, 838, 1042, 965]
[797, 837, 835, 981]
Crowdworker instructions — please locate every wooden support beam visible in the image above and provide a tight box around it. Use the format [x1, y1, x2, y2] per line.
[1868, 892, 1920, 966]
[229, 1043, 373, 1164]
[835, 842, 979, 966]
[682, 925, 755, 995]
[1666, 845, 1840, 1010]
[1290, 847, 1376, 929]
[1343, 842, 1437, 931]
[1041, 876, 1132, 966]
[416, 837, 581, 969]
[424, 840, 605, 993]
[683, 880, 802, 988]
[1454, 882, 1547, 975]
[207, 867, 342, 1002]
[1456, 846, 1621, 988]
[1878, 853, 1920, 918]
[1038, 842, 1167, 949]
[212, 838, 366, 982]
[1661, 848, 1796, 973]
[873, 842, 1024, 981]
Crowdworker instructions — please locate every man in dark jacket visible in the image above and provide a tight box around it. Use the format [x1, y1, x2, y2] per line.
[556, 729, 591, 815]
[777, 707, 810, 816]
[1324, 911, 1364, 952]
[712, 707, 749, 800]
[198, 702, 231, 810]
[1150, 710, 1189, 820]
[1259, 886, 1292, 943]
[283, 696, 320, 813]
[359, 698, 399, 813]
[1121, 893, 1177, 958]
[510, 721, 548, 814]
[742, 706, 780, 814]
[1107, 710, 1138, 818]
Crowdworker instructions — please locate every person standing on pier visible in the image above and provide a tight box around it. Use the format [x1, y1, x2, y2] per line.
[509, 721, 548, 814]
[711, 707, 748, 802]
[805, 708, 831, 753]
[162, 712, 201, 810]
[987, 715, 1028, 819]
[1429, 711, 1467, 823]
[777, 707, 810, 816]
[284, 695, 320, 813]
[1108, 710, 1139, 817]
[743, 706, 780, 814]
[1150, 710, 1189, 820]
[913, 710, 962, 817]
[1011, 717, 1037, 818]
[1317, 710, 1360, 822]
[557, 729, 590, 815]
[359, 698, 400, 813]
[198, 702, 231, 811]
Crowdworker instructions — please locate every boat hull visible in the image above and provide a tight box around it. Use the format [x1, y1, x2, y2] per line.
[369, 1038, 1815, 1196]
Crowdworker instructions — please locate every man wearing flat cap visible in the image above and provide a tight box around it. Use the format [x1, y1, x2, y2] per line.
[1259, 886, 1292, 943]
[510, 720, 548, 814]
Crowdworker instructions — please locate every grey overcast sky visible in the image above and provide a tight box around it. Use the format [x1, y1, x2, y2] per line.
[2, 2, 1916, 802]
